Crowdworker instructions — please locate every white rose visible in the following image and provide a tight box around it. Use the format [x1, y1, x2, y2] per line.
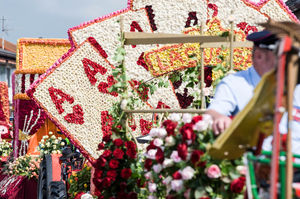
[170, 151, 182, 163]
[181, 166, 195, 180]
[51, 135, 56, 139]
[145, 171, 152, 180]
[169, 113, 181, 122]
[153, 138, 163, 147]
[81, 193, 94, 199]
[171, 180, 183, 192]
[49, 131, 53, 135]
[153, 164, 163, 173]
[193, 120, 208, 132]
[147, 149, 157, 160]
[61, 142, 65, 146]
[182, 113, 192, 124]
[163, 159, 174, 168]
[165, 136, 176, 147]
[148, 182, 157, 193]
[157, 128, 167, 138]
[162, 176, 172, 185]
[53, 145, 56, 149]
[120, 99, 128, 110]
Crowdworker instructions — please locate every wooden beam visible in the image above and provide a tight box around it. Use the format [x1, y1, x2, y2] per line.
[124, 32, 229, 45]
[200, 41, 253, 48]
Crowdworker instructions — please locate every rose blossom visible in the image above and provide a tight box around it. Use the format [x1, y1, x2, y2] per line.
[153, 138, 163, 147]
[113, 138, 123, 147]
[171, 180, 183, 192]
[153, 164, 163, 173]
[148, 182, 157, 193]
[148, 196, 157, 199]
[182, 113, 192, 123]
[177, 143, 188, 160]
[155, 148, 165, 164]
[121, 168, 132, 179]
[162, 176, 172, 185]
[145, 171, 152, 180]
[163, 158, 174, 168]
[193, 120, 209, 132]
[230, 176, 246, 193]
[236, 165, 247, 175]
[144, 159, 153, 171]
[184, 189, 191, 199]
[162, 120, 177, 136]
[81, 193, 94, 199]
[206, 164, 221, 178]
[181, 166, 195, 180]
[165, 136, 176, 146]
[170, 151, 182, 163]
[147, 149, 157, 159]
[169, 113, 181, 122]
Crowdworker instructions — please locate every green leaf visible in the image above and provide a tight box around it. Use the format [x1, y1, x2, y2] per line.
[186, 82, 194, 88]
[205, 186, 213, 193]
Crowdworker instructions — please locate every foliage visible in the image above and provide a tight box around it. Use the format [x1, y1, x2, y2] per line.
[143, 114, 246, 199]
[68, 164, 92, 198]
[37, 131, 64, 157]
[0, 139, 12, 157]
[2, 154, 40, 179]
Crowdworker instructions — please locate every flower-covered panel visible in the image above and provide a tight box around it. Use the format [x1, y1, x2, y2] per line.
[69, 9, 153, 66]
[131, 0, 208, 33]
[260, 0, 295, 22]
[0, 82, 10, 123]
[28, 39, 121, 162]
[16, 39, 70, 71]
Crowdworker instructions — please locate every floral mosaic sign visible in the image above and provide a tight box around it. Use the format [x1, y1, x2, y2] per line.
[28, 0, 297, 162]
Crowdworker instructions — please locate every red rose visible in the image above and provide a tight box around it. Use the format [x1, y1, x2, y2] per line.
[109, 159, 119, 169]
[120, 181, 127, 191]
[180, 123, 196, 142]
[162, 120, 177, 136]
[102, 150, 112, 158]
[113, 138, 123, 147]
[230, 176, 246, 193]
[144, 159, 153, 171]
[97, 142, 105, 150]
[102, 134, 111, 142]
[113, 148, 124, 159]
[102, 177, 112, 188]
[94, 169, 103, 179]
[146, 140, 157, 151]
[191, 150, 204, 165]
[125, 141, 137, 159]
[75, 177, 78, 181]
[200, 197, 210, 199]
[95, 156, 107, 168]
[177, 143, 188, 160]
[128, 192, 138, 199]
[106, 170, 117, 180]
[155, 147, 165, 164]
[93, 177, 103, 188]
[172, 171, 182, 179]
[121, 168, 132, 179]
[117, 192, 128, 198]
[166, 195, 176, 199]
[192, 115, 203, 124]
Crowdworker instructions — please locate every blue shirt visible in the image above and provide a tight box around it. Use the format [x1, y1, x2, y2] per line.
[208, 66, 300, 156]
[208, 66, 260, 116]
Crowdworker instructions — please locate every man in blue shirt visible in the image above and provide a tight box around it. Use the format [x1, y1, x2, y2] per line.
[206, 29, 300, 158]
[206, 30, 278, 135]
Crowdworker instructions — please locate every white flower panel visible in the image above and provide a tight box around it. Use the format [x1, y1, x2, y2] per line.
[33, 40, 120, 160]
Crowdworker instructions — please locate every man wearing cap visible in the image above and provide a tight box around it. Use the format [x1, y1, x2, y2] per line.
[206, 30, 300, 155]
[206, 30, 278, 134]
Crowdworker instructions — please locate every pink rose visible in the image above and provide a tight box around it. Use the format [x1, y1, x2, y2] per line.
[206, 164, 221, 178]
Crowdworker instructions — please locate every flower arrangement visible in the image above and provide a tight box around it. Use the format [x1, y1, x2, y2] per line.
[0, 140, 12, 157]
[143, 113, 246, 199]
[37, 132, 64, 157]
[3, 154, 40, 179]
[92, 132, 146, 199]
[68, 164, 92, 198]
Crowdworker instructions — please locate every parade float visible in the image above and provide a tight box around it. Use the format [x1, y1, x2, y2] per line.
[0, 0, 299, 199]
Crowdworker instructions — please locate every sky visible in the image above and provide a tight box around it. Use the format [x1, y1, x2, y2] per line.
[0, 0, 127, 44]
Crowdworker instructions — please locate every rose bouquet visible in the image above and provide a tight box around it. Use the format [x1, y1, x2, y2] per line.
[2, 154, 40, 179]
[0, 139, 12, 157]
[144, 113, 246, 199]
[68, 163, 92, 198]
[92, 131, 146, 199]
[37, 131, 64, 157]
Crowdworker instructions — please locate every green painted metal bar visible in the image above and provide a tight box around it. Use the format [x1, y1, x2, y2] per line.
[280, 160, 286, 199]
[247, 153, 261, 199]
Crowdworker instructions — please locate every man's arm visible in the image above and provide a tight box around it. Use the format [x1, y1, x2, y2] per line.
[205, 109, 232, 135]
